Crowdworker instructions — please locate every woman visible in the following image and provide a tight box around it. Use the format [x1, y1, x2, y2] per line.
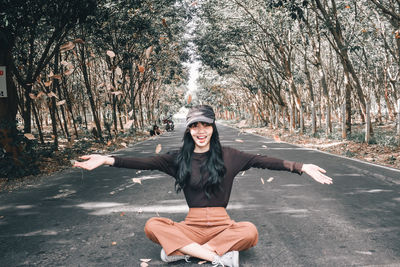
[74, 105, 332, 267]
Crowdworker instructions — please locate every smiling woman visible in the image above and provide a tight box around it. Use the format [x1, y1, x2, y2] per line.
[189, 122, 213, 152]
[73, 104, 332, 267]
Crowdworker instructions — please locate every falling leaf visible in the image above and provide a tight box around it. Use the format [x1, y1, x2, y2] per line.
[267, 177, 274, 183]
[396, 31, 400, 39]
[73, 38, 85, 44]
[44, 80, 52, 87]
[56, 100, 66, 106]
[198, 260, 207, 264]
[111, 241, 117, 245]
[155, 144, 162, 154]
[47, 92, 58, 98]
[140, 259, 151, 263]
[107, 140, 112, 146]
[187, 94, 192, 104]
[138, 65, 145, 73]
[241, 171, 245, 176]
[261, 178, 265, 184]
[124, 120, 134, 129]
[37, 91, 46, 98]
[345, 5, 350, 8]
[64, 69, 73, 76]
[51, 74, 62, 80]
[29, 93, 37, 99]
[107, 50, 115, 58]
[115, 66, 122, 76]
[60, 41, 75, 52]
[145, 46, 153, 59]
[120, 212, 125, 216]
[273, 135, 281, 142]
[235, 139, 244, 143]
[162, 18, 168, 27]
[191, 1, 198, 6]
[61, 60, 69, 66]
[132, 178, 142, 185]
[24, 133, 36, 140]
[136, 170, 142, 174]
[111, 91, 123, 96]
[140, 263, 148, 267]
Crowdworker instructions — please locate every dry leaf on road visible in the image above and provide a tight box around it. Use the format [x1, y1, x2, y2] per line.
[261, 178, 265, 184]
[235, 139, 244, 143]
[132, 178, 142, 185]
[267, 177, 274, 183]
[140, 259, 151, 263]
[140, 263, 148, 267]
[155, 144, 162, 154]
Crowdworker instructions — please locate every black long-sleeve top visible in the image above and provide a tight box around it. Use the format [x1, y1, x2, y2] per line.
[113, 147, 303, 208]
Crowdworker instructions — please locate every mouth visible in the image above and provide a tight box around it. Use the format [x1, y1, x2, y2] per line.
[196, 136, 208, 143]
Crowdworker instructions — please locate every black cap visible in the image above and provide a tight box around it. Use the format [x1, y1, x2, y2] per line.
[186, 105, 215, 127]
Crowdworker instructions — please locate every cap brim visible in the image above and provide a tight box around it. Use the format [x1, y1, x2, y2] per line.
[186, 117, 214, 127]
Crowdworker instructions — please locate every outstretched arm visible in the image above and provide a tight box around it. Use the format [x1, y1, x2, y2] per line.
[301, 164, 333, 184]
[73, 154, 115, 171]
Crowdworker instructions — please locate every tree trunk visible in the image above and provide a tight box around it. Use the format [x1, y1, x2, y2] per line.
[48, 94, 58, 150]
[79, 44, 103, 141]
[32, 102, 44, 144]
[54, 49, 70, 141]
[0, 28, 20, 162]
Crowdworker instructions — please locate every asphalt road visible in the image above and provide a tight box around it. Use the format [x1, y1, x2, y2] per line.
[1, 123, 400, 267]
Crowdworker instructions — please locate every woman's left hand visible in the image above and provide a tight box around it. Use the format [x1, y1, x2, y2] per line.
[301, 164, 333, 184]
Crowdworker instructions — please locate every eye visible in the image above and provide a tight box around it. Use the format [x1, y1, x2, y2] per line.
[189, 122, 198, 128]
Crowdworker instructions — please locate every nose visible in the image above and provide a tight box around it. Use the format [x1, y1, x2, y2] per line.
[197, 124, 206, 132]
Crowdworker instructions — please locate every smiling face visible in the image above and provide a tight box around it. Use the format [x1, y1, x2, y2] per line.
[189, 122, 214, 153]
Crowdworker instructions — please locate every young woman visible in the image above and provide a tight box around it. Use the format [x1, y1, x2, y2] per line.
[74, 105, 332, 267]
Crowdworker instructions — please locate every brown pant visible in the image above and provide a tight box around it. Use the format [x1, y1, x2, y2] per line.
[144, 207, 258, 256]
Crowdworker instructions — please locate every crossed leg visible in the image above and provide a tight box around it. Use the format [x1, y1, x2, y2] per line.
[144, 217, 258, 261]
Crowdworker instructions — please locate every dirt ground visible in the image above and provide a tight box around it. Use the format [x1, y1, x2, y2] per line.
[231, 120, 400, 171]
[0, 129, 153, 192]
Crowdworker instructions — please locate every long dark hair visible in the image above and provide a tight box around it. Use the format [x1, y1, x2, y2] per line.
[175, 123, 226, 198]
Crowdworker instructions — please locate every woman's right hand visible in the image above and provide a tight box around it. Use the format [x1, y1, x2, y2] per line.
[73, 154, 115, 170]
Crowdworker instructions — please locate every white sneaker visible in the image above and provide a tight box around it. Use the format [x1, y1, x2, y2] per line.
[160, 248, 190, 263]
[212, 251, 239, 267]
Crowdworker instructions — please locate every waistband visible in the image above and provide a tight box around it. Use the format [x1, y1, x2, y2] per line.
[185, 207, 233, 226]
